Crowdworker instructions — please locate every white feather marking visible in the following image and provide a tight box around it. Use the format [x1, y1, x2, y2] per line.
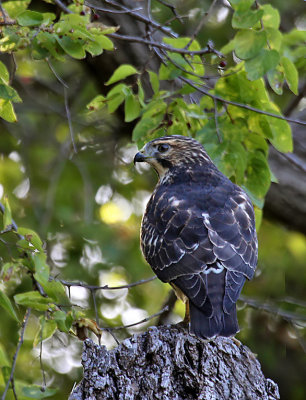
[238, 201, 247, 211]
[203, 262, 224, 275]
[202, 212, 210, 225]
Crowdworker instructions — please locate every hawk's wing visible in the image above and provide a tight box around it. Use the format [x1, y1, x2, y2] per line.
[141, 181, 257, 317]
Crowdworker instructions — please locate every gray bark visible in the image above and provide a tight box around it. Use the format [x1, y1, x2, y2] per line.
[69, 325, 279, 400]
[266, 121, 306, 234]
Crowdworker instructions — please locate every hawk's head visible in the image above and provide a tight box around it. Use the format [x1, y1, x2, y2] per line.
[134, 135, 211, 179]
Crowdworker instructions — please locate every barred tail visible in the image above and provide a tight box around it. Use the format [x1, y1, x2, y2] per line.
[189, 302, 239, 339]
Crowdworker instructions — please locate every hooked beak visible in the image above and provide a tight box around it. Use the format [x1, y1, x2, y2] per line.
[134, 151, 147, 165]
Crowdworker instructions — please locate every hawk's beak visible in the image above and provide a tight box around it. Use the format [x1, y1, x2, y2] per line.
[134, 151, 147, 164]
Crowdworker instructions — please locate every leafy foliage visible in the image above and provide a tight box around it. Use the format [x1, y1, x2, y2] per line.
[0, 0, 305, 399]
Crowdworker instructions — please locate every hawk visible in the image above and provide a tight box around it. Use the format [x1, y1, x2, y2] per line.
[134, 135, 258, 338]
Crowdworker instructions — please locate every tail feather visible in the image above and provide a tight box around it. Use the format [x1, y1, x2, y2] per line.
[189, 302, 239, 339]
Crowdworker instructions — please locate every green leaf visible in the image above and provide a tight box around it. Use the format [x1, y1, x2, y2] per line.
[94, 35, 114, 51]
[17, 227, 44, 251]
[132, 116, 164, 144]
[214, 68, 269, 104]
[87, 95, 106, 111]
[0, 290, 19, 322]
[281, 57, 298, 95]
[53, 310, 73, 333]
[0, 99, 17, 122]
[17, 10, 44, 26]
[245, 49, 279, 80]
[261, 4, 280, 29]
[283, 29, 306, 46]
[138, 79, 145, 104]
[267, 68, 284, 95]
[84, 40, 103, 57]
[107, 93, 125, 113]
[105, 65, 138, 85]
[0, 62, 9, 84]
[35, 32, 65, 61]
[265, 28, 282, 51]
[0, 84, 21, 102]
[2, 1, 30, 18]
[33, 253, 49, 285]
[232, 9, 264, 29]
[220, 38, 236, 55]
[254, 207, 263, 231]
[14, 291, 52, 311]
[40, 280, 69, 304]
[266, 114, 293, 152]
[159, 62, 181, 80]
[235, 30, 266, 60]
[34, 317, 57, 347]
[0, 344, 10, 367]
[229, 0, 254, 11]
[106, 83, 128, 98]
[149, 71, 159, 94]
[42, 12, 56, 25]
[124, 94, 140, 122]
[2, 196, 13, 230]
[22, 385, 57, 398]
[56, 35, 86, 59]
[245, 152, 271, 198]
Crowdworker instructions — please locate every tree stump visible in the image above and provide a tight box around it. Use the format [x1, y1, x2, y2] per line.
[69, 325, 279, 400]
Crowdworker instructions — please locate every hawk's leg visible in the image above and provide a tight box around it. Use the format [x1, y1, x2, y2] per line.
[183, 300, 190, 324]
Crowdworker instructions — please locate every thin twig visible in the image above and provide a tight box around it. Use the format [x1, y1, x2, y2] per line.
[64, 87, 77, 154]
[46, 59, 69, 89]
[53, 0, 72, 14]
[40, 324, 47, 392]
[148, 13, 189, 36]
[108, 32, 222, 56]
[155, 0, 184, 23]
[0, 0, 7, 23]
[185, 0, 218, 49]
[109, 306, 169, 330]
[86, 0, 176, 38]
[0, 202, 23, 240]
[46, 59, 77, 153]
[11, 377, 17, 400]
[0, 20, 16, 26]
[157, 289, 177, 326]
[277, 152, 306, 174]
[180, 76, 306, 126]
[89, 6, 143, 14]
[213, 97, 223, 143]
[1, 309, 31, 400]
[239, 295, 306, 322]
[91, 289, 99, 325]
[60, 275, 157, 291]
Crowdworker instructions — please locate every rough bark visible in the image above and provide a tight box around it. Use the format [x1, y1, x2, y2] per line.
[265, 121, 306, 234]
[69, 325, 279, 400]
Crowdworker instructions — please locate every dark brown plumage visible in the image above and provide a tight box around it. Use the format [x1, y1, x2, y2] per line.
[134, 135, 258, 338]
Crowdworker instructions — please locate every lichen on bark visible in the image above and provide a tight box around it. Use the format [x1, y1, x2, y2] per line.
[69, 324, 279, 400]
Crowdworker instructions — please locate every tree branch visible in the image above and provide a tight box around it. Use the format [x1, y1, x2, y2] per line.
[1, 308, 31, 400]
[108, 32, 223, 57]
[181, 77, 306, 126]
[53, 0, 72, 14]
[69, 325, 280, 400]
[86, 0, 176, 37]
[60, 275, 157, 291]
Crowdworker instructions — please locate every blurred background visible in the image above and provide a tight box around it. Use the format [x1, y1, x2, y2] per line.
[0, 0, 305, 399]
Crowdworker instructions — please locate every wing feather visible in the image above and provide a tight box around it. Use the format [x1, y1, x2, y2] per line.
[141, 180, 257, 319]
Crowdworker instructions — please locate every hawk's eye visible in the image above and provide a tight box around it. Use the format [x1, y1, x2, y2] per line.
[157, 143, 169, 153]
